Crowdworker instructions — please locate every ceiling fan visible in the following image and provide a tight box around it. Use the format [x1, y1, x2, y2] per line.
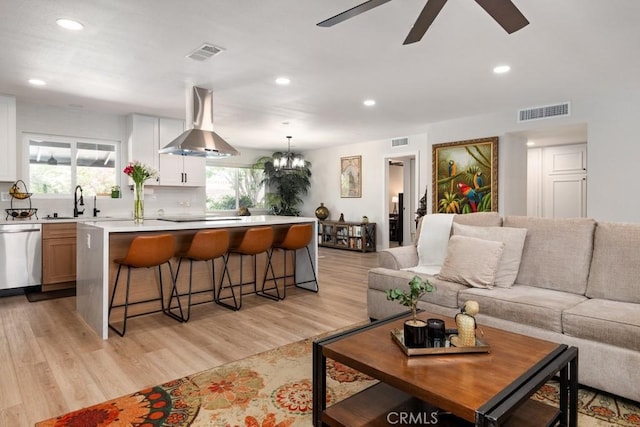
[317, 0, 529, 45]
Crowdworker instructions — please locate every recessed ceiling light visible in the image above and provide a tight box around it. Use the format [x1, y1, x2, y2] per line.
[363, 99, 376, 107]
[56, 18, 84, 31]
[275, 77, 290, 85]
[28, 79, 46, 86]
[493, 65, 511, 74]
[526, 141, 535, 146]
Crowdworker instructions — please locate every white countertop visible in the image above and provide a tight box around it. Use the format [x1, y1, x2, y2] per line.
[79, 215, 317, 233]
[0, 215, 131, 225]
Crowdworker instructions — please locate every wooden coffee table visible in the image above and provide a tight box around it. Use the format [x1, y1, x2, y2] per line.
[312, 311, 578, 426]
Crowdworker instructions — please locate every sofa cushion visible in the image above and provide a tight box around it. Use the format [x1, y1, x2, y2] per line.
[368, 267, 467, 309]
[586, 222, 640, 304]
[458, 285, 587, 333]
[503, 216, 595, 295]
[563, 299, 640, 352]
[453, 223, 527, 288]
[437, 235, 505, 288]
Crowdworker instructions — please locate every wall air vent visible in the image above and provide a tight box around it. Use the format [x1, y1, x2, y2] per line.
[518, 102, 570, 122]
[392, 137, 409, 147]
[186, 43, 225, 61]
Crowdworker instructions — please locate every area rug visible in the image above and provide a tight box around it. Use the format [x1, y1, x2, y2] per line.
[36, 337, 640, 426]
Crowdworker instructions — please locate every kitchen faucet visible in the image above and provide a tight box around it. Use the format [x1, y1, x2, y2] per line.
[74, 185, 85, 217]
[93, 195, 100, 217]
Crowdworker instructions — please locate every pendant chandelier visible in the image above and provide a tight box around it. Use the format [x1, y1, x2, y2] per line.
[273, 136, 304, 171]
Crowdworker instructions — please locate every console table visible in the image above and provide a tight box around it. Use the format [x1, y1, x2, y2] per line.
[317, 220, 376, 253]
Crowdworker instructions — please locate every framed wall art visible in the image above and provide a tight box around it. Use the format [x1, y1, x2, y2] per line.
[432, 137, 498, 214]
[340, 155, 362, 198]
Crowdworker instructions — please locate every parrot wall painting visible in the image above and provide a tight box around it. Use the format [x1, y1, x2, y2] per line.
[432, 137, 498, 214]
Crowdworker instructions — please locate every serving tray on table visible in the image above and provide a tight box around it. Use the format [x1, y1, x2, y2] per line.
[391, 328, 490, 356]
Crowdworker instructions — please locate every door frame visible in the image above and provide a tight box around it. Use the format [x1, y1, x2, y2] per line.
[383, 151, 419, 248]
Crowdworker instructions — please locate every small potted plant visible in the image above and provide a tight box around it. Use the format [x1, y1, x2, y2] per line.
[386, 275, 435, 348]
[111, 185, 121, 199]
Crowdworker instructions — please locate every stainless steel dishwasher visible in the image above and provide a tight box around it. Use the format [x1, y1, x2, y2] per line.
[0, 223, 42, 289]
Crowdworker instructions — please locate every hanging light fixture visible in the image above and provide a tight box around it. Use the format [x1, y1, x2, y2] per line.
[47, 153, 58, 165]
[273, 136, 304, 171]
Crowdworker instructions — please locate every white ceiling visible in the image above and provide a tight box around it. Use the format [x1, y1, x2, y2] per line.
[1, 1, 638, 151]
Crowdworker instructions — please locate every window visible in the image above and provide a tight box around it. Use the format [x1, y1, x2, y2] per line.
[205, 165, 265, 211]
[27, 134, 119, 195]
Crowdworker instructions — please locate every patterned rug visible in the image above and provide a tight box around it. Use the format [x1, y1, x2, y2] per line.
[36, 337, 640, 426]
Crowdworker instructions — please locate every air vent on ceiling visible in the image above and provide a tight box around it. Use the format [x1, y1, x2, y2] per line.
[392, 137, 409, 147]
[186, 43, 225, 61]
[518, 102, 570, 122]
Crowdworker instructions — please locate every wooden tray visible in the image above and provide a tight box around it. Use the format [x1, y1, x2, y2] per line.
[391, 328, 490, 356]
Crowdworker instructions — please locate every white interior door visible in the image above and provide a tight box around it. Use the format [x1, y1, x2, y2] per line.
[544, 174, 587, 218]
[542, 144, 587, 218]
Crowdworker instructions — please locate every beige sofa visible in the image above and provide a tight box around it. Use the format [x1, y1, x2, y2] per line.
[368, 213, 640, 402]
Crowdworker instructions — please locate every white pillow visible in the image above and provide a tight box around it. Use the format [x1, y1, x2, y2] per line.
[452, 223, 527, 288]
[437, 235, 505, 288]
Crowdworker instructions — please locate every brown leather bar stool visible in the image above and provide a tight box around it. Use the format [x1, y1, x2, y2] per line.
[217, 226, 278, 310]
[168, 229, 232, 320]
[108, 234, 183, 336]
[270, 223, 319, 299]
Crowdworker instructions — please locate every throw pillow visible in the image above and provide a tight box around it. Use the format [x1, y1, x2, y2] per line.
[437, 235, 505, 288]
[453, 223, 527, 288]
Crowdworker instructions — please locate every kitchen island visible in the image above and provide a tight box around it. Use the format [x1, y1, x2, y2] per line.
[76, 215, 318, 339]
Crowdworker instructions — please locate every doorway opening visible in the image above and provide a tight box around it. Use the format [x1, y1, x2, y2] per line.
[385, 154, 417, 248]
[524, 123, 588, 218]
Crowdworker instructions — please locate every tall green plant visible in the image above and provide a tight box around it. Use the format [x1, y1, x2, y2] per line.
[253, 154, 312, 216]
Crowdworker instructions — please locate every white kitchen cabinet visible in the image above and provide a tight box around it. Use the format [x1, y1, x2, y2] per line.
[0, 95, 17, 182]
[159, 154, 206, 187]
[126, 114, 160, 184]
[127, 114, 202, 186]
[158, 117, 205, 187]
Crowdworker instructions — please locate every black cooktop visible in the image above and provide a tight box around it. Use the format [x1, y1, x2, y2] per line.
[157, 216, 242, 223]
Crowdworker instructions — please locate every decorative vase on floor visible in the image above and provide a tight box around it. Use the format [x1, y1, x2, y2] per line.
[315, 202, 329, 220]
[134, 181, 144, 224]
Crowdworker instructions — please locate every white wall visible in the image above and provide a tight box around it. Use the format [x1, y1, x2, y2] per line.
[3, 102, 272, 219]
[303, 90, 640, 251]
[7, 89, 640, 225]
[302, 134, 424, 249]
[581, 91, 640, 222]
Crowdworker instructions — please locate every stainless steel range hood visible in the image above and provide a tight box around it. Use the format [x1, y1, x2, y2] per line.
[159, 87, 239, 157]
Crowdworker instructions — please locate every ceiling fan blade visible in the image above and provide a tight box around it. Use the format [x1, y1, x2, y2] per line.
[403, 0, 448, 45]
[474, 0, 529, 34]
[317, 0, 393, 27]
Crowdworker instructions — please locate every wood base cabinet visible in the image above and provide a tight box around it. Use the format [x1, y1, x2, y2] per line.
[42, 223, 77, 291]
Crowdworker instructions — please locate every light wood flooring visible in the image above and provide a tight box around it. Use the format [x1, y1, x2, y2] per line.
[0, 247, 378, 426]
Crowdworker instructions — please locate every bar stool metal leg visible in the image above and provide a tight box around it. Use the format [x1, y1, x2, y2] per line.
[215, 253, 242, 310]
[258, 248, 281, 300]
[162, 261, 185, 323]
